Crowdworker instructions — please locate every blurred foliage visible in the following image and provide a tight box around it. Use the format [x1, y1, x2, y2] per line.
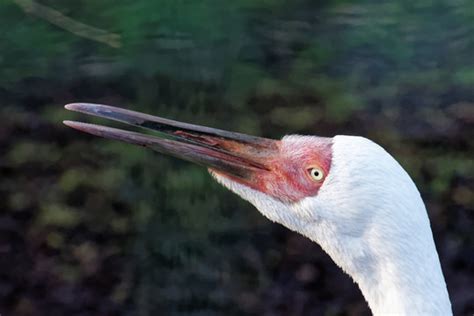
[0, 0, 473, 315]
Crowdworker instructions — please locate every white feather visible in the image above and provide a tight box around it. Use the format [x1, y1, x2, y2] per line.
[211, 135, 451, 315]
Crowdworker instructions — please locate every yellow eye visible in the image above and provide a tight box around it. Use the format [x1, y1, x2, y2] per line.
[308, 167, 324, 181]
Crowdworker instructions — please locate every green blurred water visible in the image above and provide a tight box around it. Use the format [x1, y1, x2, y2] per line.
[1, 1, 473, 315]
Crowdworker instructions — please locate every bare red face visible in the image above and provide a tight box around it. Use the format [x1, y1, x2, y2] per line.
[213, 138, 333, 203]
[64, 103, 332, 204]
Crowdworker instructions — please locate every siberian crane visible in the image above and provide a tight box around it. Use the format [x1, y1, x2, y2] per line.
[64, 103, 451, 315]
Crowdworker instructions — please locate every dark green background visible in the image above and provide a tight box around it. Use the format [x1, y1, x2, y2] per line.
[1, 1, 473, 315]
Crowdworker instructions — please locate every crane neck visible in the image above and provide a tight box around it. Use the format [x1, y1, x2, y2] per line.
[301, 205, 452, 316]
[354, 238, 451, 315]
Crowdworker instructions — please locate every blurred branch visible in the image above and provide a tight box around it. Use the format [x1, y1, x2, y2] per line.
[14, 0, 121, 48]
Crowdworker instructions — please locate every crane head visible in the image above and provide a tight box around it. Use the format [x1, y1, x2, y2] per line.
[63, 103, 415, 239]
[63, 103, 332, 205]
[65, 104, 425, 259]
[64, 103, 424, 240]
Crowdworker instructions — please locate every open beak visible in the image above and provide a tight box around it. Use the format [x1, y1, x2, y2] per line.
[63, 103, 280, 179]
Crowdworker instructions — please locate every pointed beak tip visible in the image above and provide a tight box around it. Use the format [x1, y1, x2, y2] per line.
[64, 103, 78, 111]
[63, 120, 82, 131]
[65, 102, 99, 112]
[63, 119, 73, 126]
[63, 120, 89, 131]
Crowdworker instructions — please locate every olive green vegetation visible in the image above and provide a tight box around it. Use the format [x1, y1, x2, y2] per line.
[1, 1, 473, 315]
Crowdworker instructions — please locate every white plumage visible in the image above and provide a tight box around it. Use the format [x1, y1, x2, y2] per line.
[212, 135, 451, 315]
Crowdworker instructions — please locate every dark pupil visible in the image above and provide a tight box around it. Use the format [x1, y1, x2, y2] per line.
[312, 170, 319, 177]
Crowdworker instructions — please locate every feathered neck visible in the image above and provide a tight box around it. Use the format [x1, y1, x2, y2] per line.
[299, 198, 451, 315]
[343, 221, 451, 315]
[301, 136, 452, 315]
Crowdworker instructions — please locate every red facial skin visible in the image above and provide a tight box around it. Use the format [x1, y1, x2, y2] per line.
[214, 138, 333, 203]
[62, 103, 331, 202]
